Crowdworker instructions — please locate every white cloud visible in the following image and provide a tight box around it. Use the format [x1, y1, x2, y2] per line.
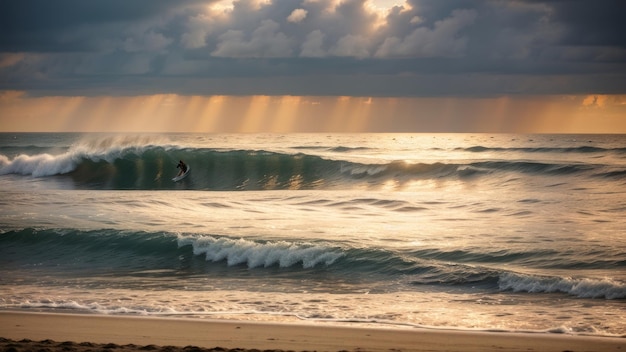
[331, 34, 371, 59]
[177, 1, 478, 60]
[375, 9, 477, 58]
[181, 14, 215, 49]
[300, 30, 326, 57]
[2, 0, 624, 97]
[287, 8, 308, 23]
[212, 20, 294, 58]
[410, 16, 422, 25]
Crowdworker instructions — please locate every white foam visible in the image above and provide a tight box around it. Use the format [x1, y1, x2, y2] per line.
[177, 235, 343, 269]
[340, 163, 387, 176]
[0, 134, 173, 177]
[0, 152, 77, 177]
[498, 272, 626, 299]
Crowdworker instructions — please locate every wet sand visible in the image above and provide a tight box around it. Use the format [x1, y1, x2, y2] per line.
[0, 311, 623, 352]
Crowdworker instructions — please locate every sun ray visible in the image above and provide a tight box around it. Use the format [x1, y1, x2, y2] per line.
[270, 95, 302, 133]
[1, 93, 625, 133]
[240, 95, 272, 133]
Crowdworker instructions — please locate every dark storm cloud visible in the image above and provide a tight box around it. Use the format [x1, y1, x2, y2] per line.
[548, 0, 626, 47]
[0, 0, 208, 52]
[0, 0, 624, 96]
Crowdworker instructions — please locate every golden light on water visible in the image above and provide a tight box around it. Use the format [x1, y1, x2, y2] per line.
[0, 92, 625, 133]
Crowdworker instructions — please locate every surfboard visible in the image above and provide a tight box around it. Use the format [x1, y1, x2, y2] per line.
[172, 165, 190, 182]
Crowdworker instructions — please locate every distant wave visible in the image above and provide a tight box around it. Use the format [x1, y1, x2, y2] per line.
[2, 228, 624, 299]
[294, 145, 626, 154]
[460, 146, 626, 154]
[1, 135, 623, 190]
[292, 145, 372, 152]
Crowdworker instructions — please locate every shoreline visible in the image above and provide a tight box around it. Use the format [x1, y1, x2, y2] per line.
[1, 311, 624, 352]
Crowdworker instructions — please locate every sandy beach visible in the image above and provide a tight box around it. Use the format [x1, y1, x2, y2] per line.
[0, 311, 623, 352]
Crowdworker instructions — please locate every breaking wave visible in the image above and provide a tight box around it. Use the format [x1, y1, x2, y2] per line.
[1, 135, 623, 190]
[2, 228, 624, 299]
[498, 272, 626, 299]
[177, 235, 343, 269]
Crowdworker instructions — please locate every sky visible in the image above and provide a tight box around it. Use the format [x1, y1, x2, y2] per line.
[1, 0, 625, 133]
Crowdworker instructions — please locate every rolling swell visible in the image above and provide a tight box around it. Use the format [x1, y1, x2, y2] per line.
[1, 228, 624, 299]
[461, 145, 626, 154]
[2, 144, 622, 190]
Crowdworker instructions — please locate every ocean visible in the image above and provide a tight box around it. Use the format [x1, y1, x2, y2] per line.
[1, 133, 625, 337]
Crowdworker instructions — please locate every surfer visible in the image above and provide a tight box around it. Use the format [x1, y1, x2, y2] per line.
[176, 160, 188, 177]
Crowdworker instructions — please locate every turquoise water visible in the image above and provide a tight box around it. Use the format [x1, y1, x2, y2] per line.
[1, 133, 625, 336]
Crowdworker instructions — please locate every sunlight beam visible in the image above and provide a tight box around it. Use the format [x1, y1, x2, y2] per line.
[1, 93, 625, 133]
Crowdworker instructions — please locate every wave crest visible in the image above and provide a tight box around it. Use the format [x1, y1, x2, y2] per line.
[177, 235, 344, 269]
[0, 152, 76, 177]
[0, 134, 172, 177]
[498, 272, 626, 299]
[2, 134, 623, 189]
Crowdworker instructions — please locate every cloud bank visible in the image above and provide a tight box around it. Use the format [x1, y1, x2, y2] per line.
[0, 0, 625, 97]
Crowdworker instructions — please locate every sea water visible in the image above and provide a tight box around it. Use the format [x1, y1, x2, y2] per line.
[0, 133, 625, 336]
